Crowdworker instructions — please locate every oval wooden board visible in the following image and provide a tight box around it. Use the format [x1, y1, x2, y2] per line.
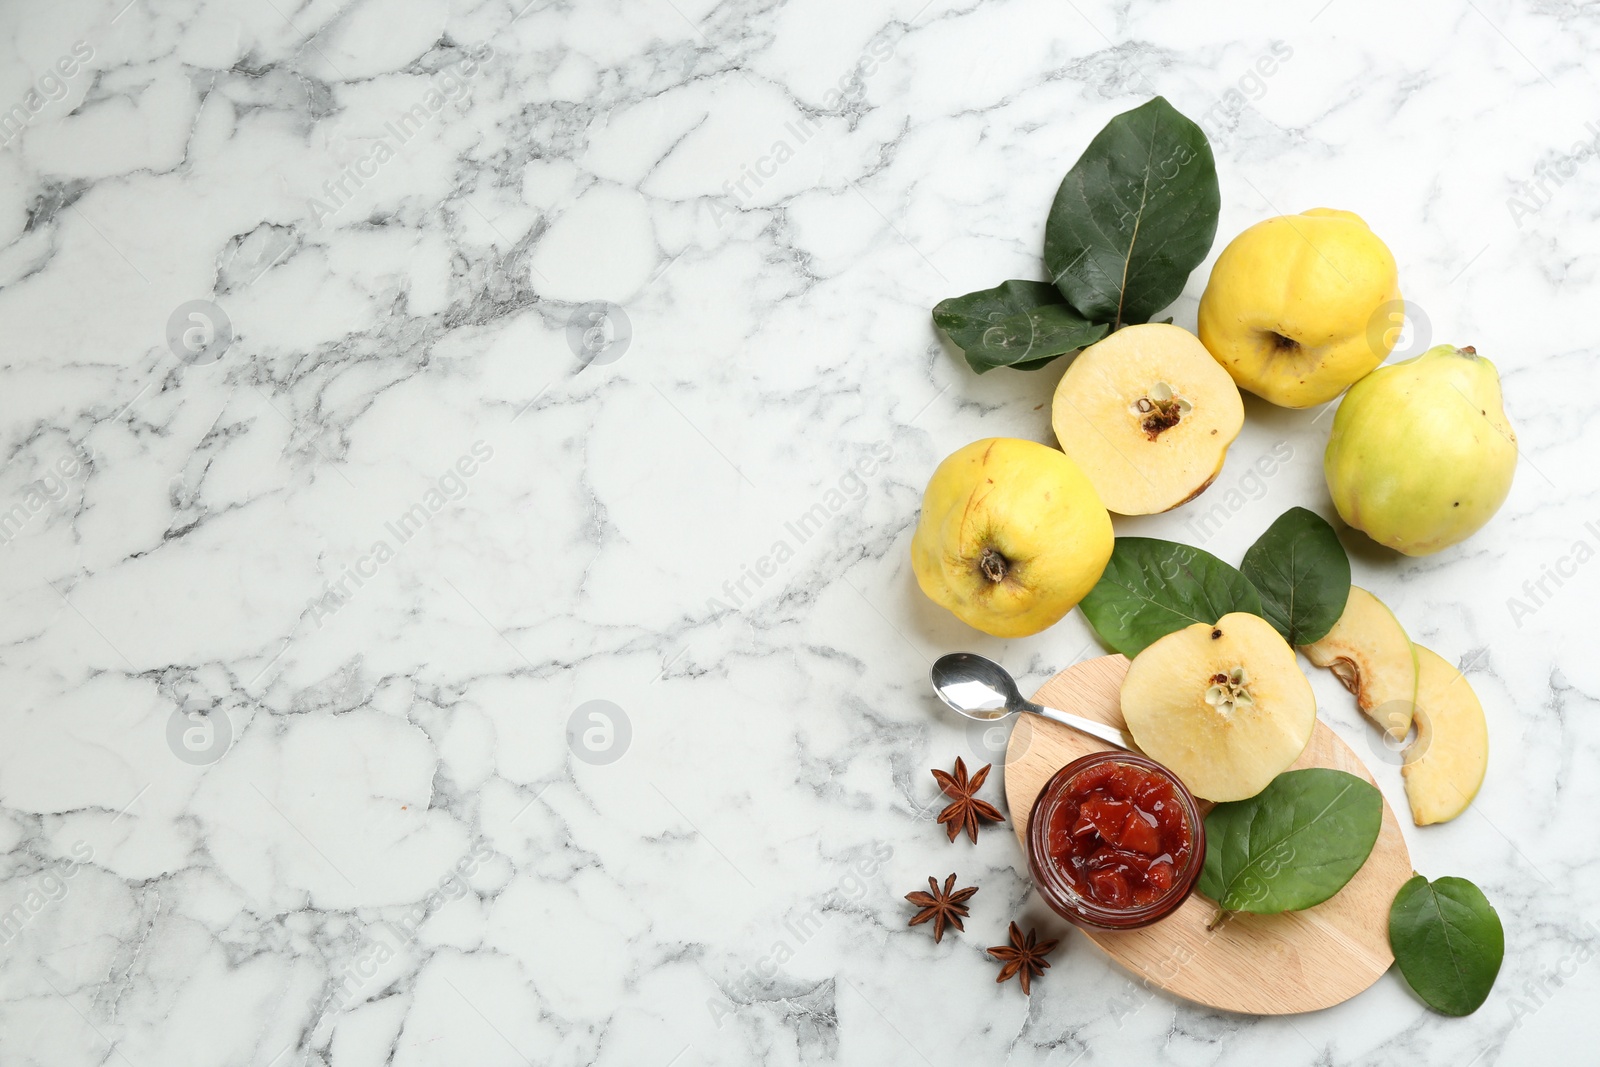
[1004, 654, 1412, 1015]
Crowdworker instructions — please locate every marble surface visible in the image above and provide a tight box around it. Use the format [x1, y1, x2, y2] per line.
[1, 0, 1597, 1063]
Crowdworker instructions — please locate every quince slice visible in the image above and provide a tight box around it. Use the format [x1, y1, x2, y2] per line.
[1301, 586, 1418, 739]
[1401, 645, 1489, 826]
[1051, 323, 1244, 515]
[1121, 612, 1316, 802]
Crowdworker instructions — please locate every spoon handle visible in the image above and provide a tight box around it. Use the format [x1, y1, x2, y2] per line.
[1023, 700, 1135, 751]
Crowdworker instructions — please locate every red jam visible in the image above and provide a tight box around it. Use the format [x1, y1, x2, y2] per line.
[1026, 752, 1204, 930]
[1045, 759, 1193, 907]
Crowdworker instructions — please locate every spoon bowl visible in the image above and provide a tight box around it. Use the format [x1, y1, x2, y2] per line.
[930, 652, 1134, 751]
[931, 652, 1027, 720]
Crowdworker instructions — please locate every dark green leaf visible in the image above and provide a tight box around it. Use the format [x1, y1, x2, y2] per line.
[1006, 352, 1071, 372]
[1079, 537, 1262, 657]
[1240, 507, 1351, 645]
[932, 280, 1108, 374]
[1044, 96, 1220, 329]
[1199, 768, 1383, 913]
[1389, 874, 1504, 1016]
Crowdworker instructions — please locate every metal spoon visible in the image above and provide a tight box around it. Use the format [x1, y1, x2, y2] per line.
[930, 652, 1135, 751]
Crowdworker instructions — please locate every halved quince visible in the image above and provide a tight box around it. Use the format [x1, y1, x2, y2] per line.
[1051, 323, 1244, 516]
[1300, 586, 1418, 738]
[1401, 644, 1489, 825]
[1121, 612, 1316, 802]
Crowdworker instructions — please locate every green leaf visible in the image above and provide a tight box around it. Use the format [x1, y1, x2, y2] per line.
[1198, 768, 1383, 913]
[1043, 96, 1220, 329]
[932, 280, 1108, 374]
[1079, 537, 1263, 657]
[1389, 875, 1505, 1016]
[1240, 507, 1352, 645]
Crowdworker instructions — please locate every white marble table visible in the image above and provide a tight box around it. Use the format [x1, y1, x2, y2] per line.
[1, 0, 1596, 1063]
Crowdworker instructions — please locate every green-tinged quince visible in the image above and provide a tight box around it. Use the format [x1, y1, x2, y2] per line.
[1324, 344, 1516, 556]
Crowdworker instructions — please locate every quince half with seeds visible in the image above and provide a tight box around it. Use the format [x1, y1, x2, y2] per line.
[1121, 612, 1316, 802]
[1051, 323, 1244, 516]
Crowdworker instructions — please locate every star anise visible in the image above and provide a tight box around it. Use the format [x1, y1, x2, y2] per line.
[931, 757, 1004, 843]
[987, 922, 1059, 994]
[905, 873, 978, 943]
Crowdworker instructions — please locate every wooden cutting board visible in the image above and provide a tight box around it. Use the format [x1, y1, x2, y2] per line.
[1004, 655, 1412, 1015]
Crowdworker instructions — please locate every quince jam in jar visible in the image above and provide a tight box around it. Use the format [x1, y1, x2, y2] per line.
[1026, 751, 1205, 931]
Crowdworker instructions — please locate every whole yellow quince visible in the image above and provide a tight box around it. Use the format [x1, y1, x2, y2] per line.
[1198, 208, 1401, 408]
[1325, 344, 1516, 556]
[911, 438, 1112, 637]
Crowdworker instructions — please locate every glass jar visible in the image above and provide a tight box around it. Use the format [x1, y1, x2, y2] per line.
[1026, 750, 1206, 931]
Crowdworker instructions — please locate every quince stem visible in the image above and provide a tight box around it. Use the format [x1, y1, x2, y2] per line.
[979, 546, 1008, 583]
